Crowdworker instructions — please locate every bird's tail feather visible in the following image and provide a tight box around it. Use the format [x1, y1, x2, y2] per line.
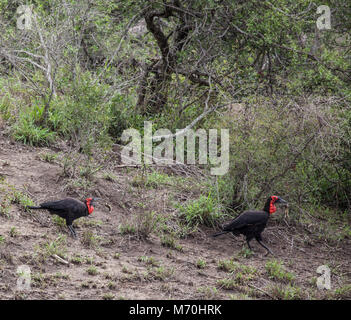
[26, 206, 44, 210]
[211, 231, 228, 237]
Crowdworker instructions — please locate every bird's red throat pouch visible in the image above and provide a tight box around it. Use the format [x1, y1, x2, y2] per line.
[269, 196, 278, 214]
[86, 198, 94, 214]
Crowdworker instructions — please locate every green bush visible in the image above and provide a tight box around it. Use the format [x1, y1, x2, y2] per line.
[265, 259, 295, 283]
[12, 115, 56, 146]
[211, 96, 351, 218]
[178, 192, 223, 228]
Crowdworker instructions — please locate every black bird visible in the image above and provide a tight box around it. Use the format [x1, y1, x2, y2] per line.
[27, 197, 100, 238]
[212, 195, 287, 256]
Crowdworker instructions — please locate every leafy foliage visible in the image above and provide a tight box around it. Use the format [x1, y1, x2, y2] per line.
[0, 0, 350, 217]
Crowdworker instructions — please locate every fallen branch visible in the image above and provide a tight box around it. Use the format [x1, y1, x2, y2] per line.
[51, 254, 69, 265]
[248, 284, 275, 299]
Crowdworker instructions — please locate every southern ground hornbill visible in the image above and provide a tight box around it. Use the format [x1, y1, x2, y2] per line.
[27, 197, 100, 238]
[212, 195, 287, 256]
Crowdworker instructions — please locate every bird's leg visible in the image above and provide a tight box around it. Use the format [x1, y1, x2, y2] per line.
[256, 239, 274, 256]
[68, 225, 74, 237]
[246, 239, 253, 251]
[72, 227, 77, 238]
[68, 225, 77, 238]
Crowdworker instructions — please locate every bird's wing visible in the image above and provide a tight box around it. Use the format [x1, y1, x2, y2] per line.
[40, 198, 84, 211]
[223, 210, 268, 231]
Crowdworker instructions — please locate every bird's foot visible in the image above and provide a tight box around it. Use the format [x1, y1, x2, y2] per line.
[264, 250, 275, 257]
[68, 230, 77, 239]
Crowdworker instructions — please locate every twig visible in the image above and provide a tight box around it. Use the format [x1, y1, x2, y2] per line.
[115, 164, 142, 168]
[51, 254, 69, 265]
[248, 284, 275, 299]
[152, 103, 232, 140]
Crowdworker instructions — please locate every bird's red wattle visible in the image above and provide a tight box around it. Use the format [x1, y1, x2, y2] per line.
[88, 205, 94, 214]
[269, 199, 277, 214]
[86, 198, 94, 214]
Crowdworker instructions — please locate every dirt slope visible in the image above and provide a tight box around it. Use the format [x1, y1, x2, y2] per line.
[0, 132, 350, 300]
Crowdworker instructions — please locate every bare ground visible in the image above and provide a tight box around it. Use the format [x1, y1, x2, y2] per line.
[0, 131, 350, 300]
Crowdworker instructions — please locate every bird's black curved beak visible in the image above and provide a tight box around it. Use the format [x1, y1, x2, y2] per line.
[92, 197, 101, 204]
[276, 197, 287, 205]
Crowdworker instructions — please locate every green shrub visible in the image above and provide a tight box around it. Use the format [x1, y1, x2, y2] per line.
[178, 192, 222, 228]
[269, 284, 303, 300]
[265, 259, 295, 283]
[12, 116, 56, 146]
[87, 266, 98, 275]
[160, 235, 183, 251]
[333, 284, 351, 299]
